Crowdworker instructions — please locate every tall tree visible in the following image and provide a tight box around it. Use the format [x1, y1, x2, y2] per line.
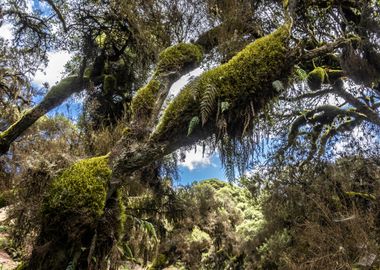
[0, 0, 380, 269]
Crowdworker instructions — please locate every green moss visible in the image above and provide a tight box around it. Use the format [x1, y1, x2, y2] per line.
[307, 67, 326, 90]
[149, 254, 167, 270]
[131, 79, 161, 118]
[95, 32, 107, 48]
[188, 226, 211, 243]
[15, 262, 28, 270]
[117, 190, 127, 237]
[83, 67, 92, 79]
[45, 76, 80, 100]
[157, 43, 203, 73]
[44, 155, 111, 220]
[103, 74, 117, 93]
[153, 24, 292, 140]
[0, 190, 13, 207]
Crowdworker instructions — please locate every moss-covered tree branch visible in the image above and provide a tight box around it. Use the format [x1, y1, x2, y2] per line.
[110, 22, 294, 187]
[130, 43, 203, 136]
[0, 76, 86, 155]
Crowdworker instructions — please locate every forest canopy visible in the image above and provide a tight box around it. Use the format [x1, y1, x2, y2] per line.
[0, 0, 380, 269]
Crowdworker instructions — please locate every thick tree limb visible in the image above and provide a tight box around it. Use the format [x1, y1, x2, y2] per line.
[334, 84, 380, 126]
[0, 76, 85, 154]
[109, 23, 294, 192]
[299, 38, 352, 62]
[281, 88, 336, 101]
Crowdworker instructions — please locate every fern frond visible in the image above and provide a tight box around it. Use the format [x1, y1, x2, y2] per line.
[200, 84, 218, 125]
[221, 101, 230, 113]
[295, 66, 308, 81]
[141, 220, 158, 240]
[187, 116, 200, 136]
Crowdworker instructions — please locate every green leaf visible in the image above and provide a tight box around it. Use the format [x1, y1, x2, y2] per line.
[187, 116, 200, 136]
[295, 66, 308, 81]
[201, 84, 218, 125]
[124, 244, 133, 258]
[142, 220, 158, 240]
[221, 101, 230, 113]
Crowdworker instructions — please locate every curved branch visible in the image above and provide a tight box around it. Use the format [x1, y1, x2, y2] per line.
[334, 84, 380, 126]
[299, 38, 352, 62]
[281, 88, 336, 101]
[44, 0, 67, 32]
[109, 23, 294, 192]
[0, 76, 86, 154]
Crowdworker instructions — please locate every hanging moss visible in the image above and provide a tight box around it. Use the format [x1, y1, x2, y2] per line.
[117, 190, 127, 237]
[43, 155, 111, 222]
[103, 74, 117, 93]
[157, 43, 203, 73]
[153, 23, 292, 141]
[131, 79, 161, 118]
[83, 67, 93, 79]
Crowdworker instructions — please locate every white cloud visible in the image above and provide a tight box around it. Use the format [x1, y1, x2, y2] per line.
[179, 149, 212, 170]
[168, 67, 204, 97]
[0, 23, 13, 41]
[33, 51, 72, 86]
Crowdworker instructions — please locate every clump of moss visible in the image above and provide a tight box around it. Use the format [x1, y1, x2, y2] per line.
[131, 79, 161, 119]
[116, 190, 127, 237]
[103, 74, 117, 93]
[45, 76, 80, 100]
[307, 67, 326, 90]
[157, 43, 203, 73]
[83, 67, 93, 79]
[153, 23, 292, 140]
[0, 190, 14, 208]
[44, 155, 111, 221]
[149, 254, 167, 270]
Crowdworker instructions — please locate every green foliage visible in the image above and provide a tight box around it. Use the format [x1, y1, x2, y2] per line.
[256, 229, 291, 269]
[45, 76, 80, 100]
[154, 179, 264, 269]
[148, 254, 167, 270]
[131, 79, 161, 118]
[0, 190, 13, 208]
[95, 32, 107, 48]
[103, 75, 117, 93]
[187, 116, 200, 136]
[307, 67, 326, 90]
[187, 226, 211, 244]
[157, 43, 203, 73]
[200, 84, 218, 125]
[249, 157, 380, 269]
[44, 155, 111, 220]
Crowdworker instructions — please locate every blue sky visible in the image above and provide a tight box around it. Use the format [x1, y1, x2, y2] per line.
[176, 154, 225, 185]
